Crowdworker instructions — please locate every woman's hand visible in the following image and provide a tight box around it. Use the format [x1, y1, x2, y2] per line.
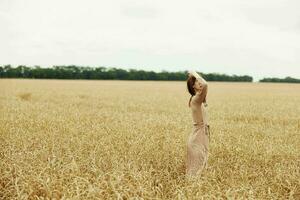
[188, 70, 196, 77]
[188, 70, 200, 79]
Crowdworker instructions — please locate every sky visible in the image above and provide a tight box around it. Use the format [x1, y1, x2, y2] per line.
[1, 0, 300, 81]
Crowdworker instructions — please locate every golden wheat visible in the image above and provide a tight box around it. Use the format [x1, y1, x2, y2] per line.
[0, 79, 299, 199]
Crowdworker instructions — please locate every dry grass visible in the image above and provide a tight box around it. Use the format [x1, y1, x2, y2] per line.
[0, 79, 299, 199]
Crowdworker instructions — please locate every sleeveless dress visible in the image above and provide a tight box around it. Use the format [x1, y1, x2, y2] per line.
[186, 82, 210, 176]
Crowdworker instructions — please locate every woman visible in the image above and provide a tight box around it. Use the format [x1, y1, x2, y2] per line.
[186, 70, 210, 177]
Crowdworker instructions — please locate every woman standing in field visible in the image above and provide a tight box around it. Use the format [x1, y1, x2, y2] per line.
[186, 70, 210, 177]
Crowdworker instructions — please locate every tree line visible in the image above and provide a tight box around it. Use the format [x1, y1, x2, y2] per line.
[2, 65, 299, 83]
[0, 65, 254, 82]
[259, 77, 300, 83]
[0, 65, 253, 82]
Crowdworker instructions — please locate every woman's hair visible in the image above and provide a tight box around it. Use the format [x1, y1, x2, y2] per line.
[187, 76, 196, 107]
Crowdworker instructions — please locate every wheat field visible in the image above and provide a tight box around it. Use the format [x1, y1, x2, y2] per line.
[0, 79, 299, 199]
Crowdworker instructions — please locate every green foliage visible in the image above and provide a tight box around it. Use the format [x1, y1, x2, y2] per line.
[0, 65, 253, 82]
[260, 77, 300, 83]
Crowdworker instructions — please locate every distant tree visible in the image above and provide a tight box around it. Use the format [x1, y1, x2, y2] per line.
[0, 66, 3, 78]
[260, 76, 300, 83]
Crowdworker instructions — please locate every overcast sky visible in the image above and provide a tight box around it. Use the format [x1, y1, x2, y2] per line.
[1, 0, 300, 80]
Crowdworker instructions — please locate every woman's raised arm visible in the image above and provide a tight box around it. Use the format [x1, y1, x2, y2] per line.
[188, 71, 208, 104]
[189, 70, 207, 86]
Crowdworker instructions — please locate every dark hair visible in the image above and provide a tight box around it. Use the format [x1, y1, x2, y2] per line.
[187, 76, 196, 107]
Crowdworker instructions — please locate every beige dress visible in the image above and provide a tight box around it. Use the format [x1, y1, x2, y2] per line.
[186, 82, 209, 176]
